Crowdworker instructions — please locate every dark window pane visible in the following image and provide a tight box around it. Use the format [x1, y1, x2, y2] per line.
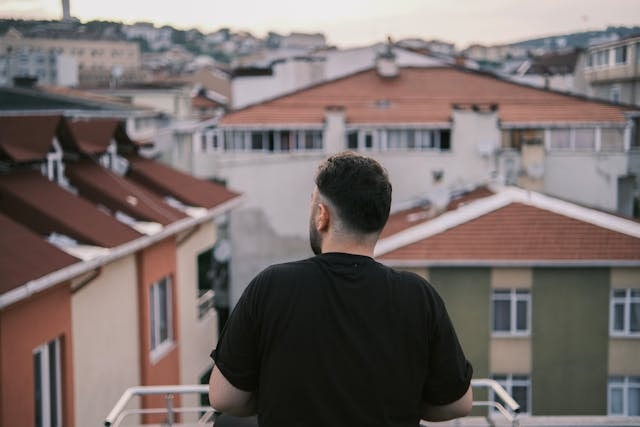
[493, 300, 511, 331]
[48, 340, 58, 427]
[614, 303, 625, 331]
[630, 302, 640, 332]
[34, 351, 42, 427]
[516, 300, 528, 331]
[512, 385, 528, 413]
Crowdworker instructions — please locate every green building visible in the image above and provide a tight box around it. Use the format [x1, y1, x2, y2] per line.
[376, 186, 640, 416]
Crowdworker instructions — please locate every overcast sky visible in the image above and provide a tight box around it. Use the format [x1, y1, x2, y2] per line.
[1, 0, 639, 48]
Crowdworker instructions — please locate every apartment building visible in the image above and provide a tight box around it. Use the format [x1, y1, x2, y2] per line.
[583, 35, 640, 105]
[375, 186, 640, 416]
[0, 48, 78, 87]
[0, 115, 241, 427]
[0, 28, 144, 87]
[183, 62, 639, 303]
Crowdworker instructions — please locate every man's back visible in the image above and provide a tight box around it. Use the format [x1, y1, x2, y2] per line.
[213, 252, 472, 427]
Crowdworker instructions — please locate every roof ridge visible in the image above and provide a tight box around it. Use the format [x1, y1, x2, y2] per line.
[374, 186, 640, 257]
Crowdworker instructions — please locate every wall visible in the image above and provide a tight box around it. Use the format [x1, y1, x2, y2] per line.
[428, 267, 491, 414]
[0, 284, 74, 427]
[544, 152, 628, 213]
[71, 256, 140, 427]
[532, 268, 609, 415]
[490, 268, 532, 375]
[176, 222, 219, 419]
[609, 268, 640, 376]
[427, 268, 491, 379]
[136, 238, 180, 423]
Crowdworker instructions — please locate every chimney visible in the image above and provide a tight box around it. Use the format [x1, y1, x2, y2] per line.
[376, 37, 399, 79]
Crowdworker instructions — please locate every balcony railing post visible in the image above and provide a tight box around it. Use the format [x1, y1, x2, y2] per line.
[166, 393, 174, 426]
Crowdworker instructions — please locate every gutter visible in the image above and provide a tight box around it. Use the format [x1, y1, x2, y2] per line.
[0, 195, 244, 310]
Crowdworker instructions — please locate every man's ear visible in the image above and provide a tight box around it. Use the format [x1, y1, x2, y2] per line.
[316, 203, 330, 231]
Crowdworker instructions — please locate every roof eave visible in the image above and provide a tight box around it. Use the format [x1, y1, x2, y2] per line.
[0, 193, 244, 310]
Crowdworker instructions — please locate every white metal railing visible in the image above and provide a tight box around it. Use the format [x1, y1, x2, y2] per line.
[104, 379, 520, 427]
[470, 378, 520, 427]
[104, 384, 216, 427]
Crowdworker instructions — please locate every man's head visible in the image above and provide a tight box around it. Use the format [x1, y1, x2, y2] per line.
[309, 151, 392, 255]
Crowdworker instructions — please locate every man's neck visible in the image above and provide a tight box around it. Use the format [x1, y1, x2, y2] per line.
[321, 235, 376, 258]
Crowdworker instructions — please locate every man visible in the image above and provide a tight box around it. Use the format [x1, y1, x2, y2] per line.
[209, 151, 473, 426]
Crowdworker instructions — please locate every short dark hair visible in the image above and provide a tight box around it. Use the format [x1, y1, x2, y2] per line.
[315, 151, 392, 234]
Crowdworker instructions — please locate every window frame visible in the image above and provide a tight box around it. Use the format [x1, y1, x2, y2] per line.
[608, 376, 640, 416]
[491, 289, 531, 336]
[610, 288, 640, 337]
[149, 276, 174, 362]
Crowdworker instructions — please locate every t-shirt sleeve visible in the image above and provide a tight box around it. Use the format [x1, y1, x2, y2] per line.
[422, 291, 473, 405]
[210, 277, 261, 392]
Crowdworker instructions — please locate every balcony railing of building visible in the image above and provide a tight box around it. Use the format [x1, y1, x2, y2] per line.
[104, 379, 524, 427]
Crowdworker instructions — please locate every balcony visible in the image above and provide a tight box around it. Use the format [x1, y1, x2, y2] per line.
[103, 380, 640, 427]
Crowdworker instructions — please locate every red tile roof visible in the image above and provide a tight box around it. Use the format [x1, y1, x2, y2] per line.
[379, 201, 640, 262]
[220, 67, 631, 126]
[0, 170, 141, 247]
[65, 160, 187, 225]
[381, 187, 495, 239]
[0, 212, 78, 294]
[0, 115, 62, 162]
[126, 156, 241, 210]
[60, 118, 120, 155]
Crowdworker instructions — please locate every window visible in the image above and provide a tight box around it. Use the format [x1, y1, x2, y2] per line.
[610, 85, 621, 103]
[492, 289, 530, 335]
[614, 46, 628, 65]
[491, 374, 531, 415]
[150, 276, 173, 359]
[383, 129, 448, 151]
[610, 288, 640, 336]
[34, 338, 62, 427]
[609, 376, 640, 415]
[501, 129, 544, 150]
[574, 128, 596, 150]
[548, 129, 571, 150]
[601, 128, 625, 152]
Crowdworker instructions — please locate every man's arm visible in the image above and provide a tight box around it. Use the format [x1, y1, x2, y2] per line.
[421, 384, 473, 422]
[208, 365, 257, 417]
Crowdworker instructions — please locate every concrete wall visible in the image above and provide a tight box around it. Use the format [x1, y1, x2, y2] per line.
[176, 222, 219, 419]
[532, 268, 609, 415]
[544, 152, 628, 212]
[71, 256, 140, 427]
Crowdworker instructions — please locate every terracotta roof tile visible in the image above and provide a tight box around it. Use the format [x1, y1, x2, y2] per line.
[0, 115, 62, 162]
[381, 187, 495, 239]
[126, 156, 241, 209]
[65, 160, 187, 225]
[0, 170, 141, 247]
[0, 212, 78, 294]
[221, 67, 631, 126]
[59, 118, 120, 155]
[379, 202, 640, 261]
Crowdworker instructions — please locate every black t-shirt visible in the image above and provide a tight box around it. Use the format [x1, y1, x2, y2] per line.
[211, 252, 472, 427]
